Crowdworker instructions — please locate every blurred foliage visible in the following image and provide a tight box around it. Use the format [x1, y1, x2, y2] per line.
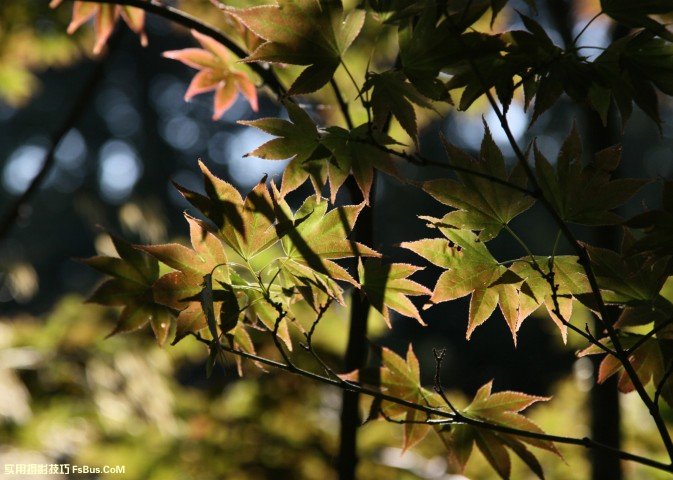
[1, 295, 671, 479]
[0, 1, 86, 106]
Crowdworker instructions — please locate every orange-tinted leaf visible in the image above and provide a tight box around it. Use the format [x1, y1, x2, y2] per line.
[51, 1, 146, 54]
[164, 30, 258, 119]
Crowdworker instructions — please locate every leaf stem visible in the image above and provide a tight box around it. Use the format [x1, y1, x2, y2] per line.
[571, 11, 604, 48]
[330, 78, 355, 130]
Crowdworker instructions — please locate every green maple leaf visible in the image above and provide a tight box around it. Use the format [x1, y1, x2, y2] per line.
[581, 243, 670, 308]
[174, 161, 279, 260]
[397, 0, 498, 101]
[509, 256, 590, 342]
[423, 126, 534, 241]
[320, 124, 399, 203]
[241, 100, 331, 199]
[273, 191, 379, 307]
[401, 219, 524, 342]
[362, 70, 433, 143]
[82, 234, 174, 346]
[534, 124, 648, 225]
[229, 0, 365, 94]
[243, 105, 399, 203]
[593, 31, 673, 126]
[441, 380, 557, 480]
[137, 214, 233, 343]
[357, 259, 431, 327]
[345, 345, 438, 451]
[379, 345, 438, 451]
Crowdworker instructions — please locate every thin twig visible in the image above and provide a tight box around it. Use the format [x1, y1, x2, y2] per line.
[300, 301, 343, 380]
[67, 0, 287, 97]
[368, 141, 536, 196]
[188, 333, 673, 473]
[432, 348, 459, 414]
[330, 78, 355, 130]
[655, 359, 673, 406]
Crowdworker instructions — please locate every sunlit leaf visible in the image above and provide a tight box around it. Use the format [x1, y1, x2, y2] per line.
[163, 30, 258, 119]
[402, 221, 525, 343]
[358, 259, 431, 327]
[228, 0, 365, 94]
[423, 126, 534, 241]
[440, 380, 557, 480]
[534, 125, 648, 225]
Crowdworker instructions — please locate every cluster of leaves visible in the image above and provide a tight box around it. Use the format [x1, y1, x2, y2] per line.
[346, 345, 559, 478]
[84, 162, 436, 366]
[50, 0, 147, 54]
[54, 0, 673, 477]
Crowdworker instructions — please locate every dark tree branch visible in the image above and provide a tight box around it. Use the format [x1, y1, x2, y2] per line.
[0, 29, 120, 244]
[66, 0, 288, 97]
[432, 348, 459, 414]
[444, 13, 673, 461]
[188, 333, 673, 474]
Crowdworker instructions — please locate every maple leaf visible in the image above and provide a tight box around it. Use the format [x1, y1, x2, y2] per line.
[362, 70, 433, 144]
[344, 345, 438, 451]
[401, 220, 525, 343]
[320, 124, 399, 203]
[509, 256, 590, 342]
[243, 103, 399, 203]
[163, 30, 258, 120]
[174, 161, 279, 261]
[273, 191, 380, 306]
[240, 101, 329, 198]
[397, 1, 496, 101]
[137, 214, 232, 342]
[534, 124, 648, 225]
[581, 243, 670, 309]
[81, 234, 174, 346]
[228, 0, 365, 95]
[441, 380, 557, 480]
[423, 126, 534, 241]
[357, 259, 431, 327]
[579, 335, 673, 406]
[50, 0, 147, 54]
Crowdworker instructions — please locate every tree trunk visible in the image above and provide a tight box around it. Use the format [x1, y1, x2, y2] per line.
[337, 178, 375, 480]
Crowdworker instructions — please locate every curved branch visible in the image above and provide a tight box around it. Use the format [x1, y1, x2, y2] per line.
[0, 28, 119, 243]
[66, 0, 287, 97]
[444, 15, 673, 461]
[189, 333, 673, 474]
[370, 141, 536, 196]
